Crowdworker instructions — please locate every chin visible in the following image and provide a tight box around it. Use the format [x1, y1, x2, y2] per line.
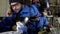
[15, 11, 19, 13]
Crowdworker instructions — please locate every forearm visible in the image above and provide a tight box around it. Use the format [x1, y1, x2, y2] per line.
[0, 24, 12, 32]
[30, 17, 40, 21]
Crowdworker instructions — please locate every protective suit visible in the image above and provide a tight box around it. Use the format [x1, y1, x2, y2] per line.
[0, 5, 49, 34]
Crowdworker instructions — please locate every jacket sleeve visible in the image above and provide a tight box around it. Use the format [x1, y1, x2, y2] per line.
[44, 17, 49, 27]
[0, 17, 14, 32]
[37, 17, 49, 30]
[30, 5, 41, 17]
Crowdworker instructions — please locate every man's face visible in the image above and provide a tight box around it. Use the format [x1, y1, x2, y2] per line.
[10, 2, 22, 13]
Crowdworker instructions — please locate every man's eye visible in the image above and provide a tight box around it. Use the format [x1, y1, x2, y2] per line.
[11, 5, 15, 7]
[16, 4, 19, 6]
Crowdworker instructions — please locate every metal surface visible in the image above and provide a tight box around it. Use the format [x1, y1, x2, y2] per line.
[0, 31, 22, 34]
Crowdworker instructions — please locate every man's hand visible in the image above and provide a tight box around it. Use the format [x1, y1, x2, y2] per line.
[30, 17, 40, 21]
[12, 25, 17, 31]
[6, 9, 12, 17]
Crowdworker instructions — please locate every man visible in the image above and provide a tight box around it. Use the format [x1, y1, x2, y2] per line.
[0, 0, 29, 34]
[0, 0, 40, 34]
[0, 0, 49, 34]
[27, 0, 49, 34]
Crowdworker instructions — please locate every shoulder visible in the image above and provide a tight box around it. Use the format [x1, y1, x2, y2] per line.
[30, 5, 41, 17]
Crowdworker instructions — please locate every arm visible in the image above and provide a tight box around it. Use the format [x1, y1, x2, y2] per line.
[30, 5, 41, 21]
[0, 17, 14, 32]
